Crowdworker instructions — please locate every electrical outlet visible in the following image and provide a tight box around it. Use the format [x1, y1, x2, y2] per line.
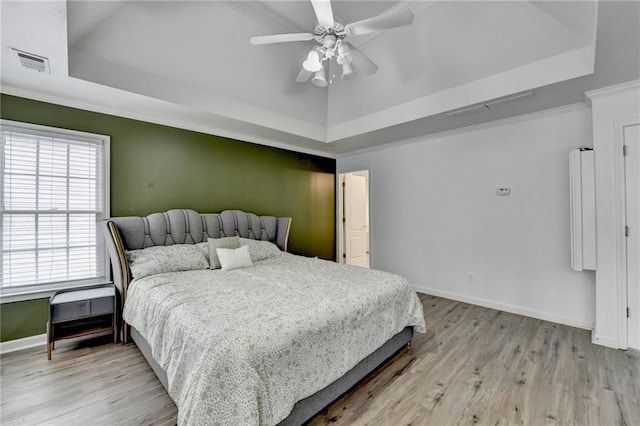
[497, 187, 511, 196]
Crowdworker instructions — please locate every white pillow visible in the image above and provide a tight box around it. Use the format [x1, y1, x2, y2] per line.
[127, 244, 209, 279]
[216, 245, 253, 271]
[238, 238, 282, 261]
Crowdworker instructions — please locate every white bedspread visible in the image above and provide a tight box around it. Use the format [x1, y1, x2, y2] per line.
[123, 253, 425, 426]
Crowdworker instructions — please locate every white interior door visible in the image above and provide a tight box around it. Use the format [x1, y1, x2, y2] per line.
[344, 173, 369, 268]
[625, 124, 640, 349]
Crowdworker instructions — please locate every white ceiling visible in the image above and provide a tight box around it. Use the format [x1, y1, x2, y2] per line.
[1, 1, 639, 157]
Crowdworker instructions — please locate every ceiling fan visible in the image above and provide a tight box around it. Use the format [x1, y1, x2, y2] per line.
[249, 0, 415, 87]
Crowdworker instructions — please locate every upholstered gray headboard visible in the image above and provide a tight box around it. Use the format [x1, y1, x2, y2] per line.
[100, 208, 291, 309]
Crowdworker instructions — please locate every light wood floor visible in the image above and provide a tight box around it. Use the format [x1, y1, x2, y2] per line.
[1, 294, 639, 426]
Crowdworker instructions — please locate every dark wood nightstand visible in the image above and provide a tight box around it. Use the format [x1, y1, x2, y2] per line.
[47, 284, 117, 360]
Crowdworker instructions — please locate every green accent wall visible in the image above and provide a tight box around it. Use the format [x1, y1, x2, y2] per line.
[1, 298, 49, 342]
[0, 94, 336, 342]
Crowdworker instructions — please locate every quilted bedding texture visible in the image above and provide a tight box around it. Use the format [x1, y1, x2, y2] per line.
[123, 252, 426, 426]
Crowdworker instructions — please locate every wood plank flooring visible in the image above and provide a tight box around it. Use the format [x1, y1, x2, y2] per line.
[1, 294, 639, 425]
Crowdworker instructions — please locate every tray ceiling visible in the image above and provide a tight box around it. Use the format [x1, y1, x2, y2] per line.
[1, 1, 639, 156]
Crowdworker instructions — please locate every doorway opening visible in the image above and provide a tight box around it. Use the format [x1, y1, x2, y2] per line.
[338, 171, 370, 268]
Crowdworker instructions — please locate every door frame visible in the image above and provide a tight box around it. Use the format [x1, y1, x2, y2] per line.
[620, 120, 640, 349]
[613, 116, 640, 349]
[337, 170, 370, 266]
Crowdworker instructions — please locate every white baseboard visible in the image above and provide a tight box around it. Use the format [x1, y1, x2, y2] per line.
[0, 333, 47, 354]
[591, 333, 621, 349]
[414, 284, 594, 331]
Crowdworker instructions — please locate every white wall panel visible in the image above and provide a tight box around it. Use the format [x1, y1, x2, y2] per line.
[581, 150, 597, 270]
[570, 149, 597, 271]
[338, 105, 595, 329]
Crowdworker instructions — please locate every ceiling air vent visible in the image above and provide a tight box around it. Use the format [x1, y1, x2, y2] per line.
[11, 48, 50, 73]
[445, 104, 489, 118]
[445, 92, 534, 118]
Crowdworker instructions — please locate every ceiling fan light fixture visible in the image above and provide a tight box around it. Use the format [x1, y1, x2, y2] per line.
[311, 67, 328, 87]
[341, 62, 355, 80]
[302, 50, 322, 72]
[337, 42, 351, 65]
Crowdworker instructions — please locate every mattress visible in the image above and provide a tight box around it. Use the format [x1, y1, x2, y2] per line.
[123, 252, 425, 426]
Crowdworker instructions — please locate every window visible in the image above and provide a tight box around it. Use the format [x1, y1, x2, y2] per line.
[1, 120, 110, 295]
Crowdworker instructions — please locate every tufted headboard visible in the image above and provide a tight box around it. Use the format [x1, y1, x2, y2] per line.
[100, 209, 291, 310]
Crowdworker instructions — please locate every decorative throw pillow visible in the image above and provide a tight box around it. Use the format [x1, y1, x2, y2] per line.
[216, 245, 253, 271]
[208, 236, 240, 269]
[239, 238, 282, 262]
[127, 244, 209, 280]
[195, 242, 210, 263]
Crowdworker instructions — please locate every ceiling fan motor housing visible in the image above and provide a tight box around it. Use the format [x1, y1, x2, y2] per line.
[313, 22, 346, 43]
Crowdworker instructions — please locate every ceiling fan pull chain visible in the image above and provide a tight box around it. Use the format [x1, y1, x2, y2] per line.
[330, 58, 334, 84]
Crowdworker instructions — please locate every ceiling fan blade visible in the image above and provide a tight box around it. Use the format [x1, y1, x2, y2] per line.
[345, 9, 414, 36]
[346, 43, 379, 75]
[296, 68, 313, 83]
[250, 33, 315, 45]
[311, 0, 335, 27]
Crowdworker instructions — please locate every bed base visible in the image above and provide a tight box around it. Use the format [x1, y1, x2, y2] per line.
[130, 326, 414, 426]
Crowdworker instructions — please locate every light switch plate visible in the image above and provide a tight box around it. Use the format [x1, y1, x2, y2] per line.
[497, 187, 511, 196]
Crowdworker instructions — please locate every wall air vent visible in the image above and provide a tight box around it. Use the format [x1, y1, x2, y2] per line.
[485, 92, 534, 107]
[445, 104, 489, 118]
[445, 92, 534, 118]
[11, 48, 50, 73]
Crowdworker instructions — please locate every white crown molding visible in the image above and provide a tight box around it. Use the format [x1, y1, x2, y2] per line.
[337, 101, 589, 159]
[584, 79, 640, 103]
[1, 85, 336, 159]
[329, 44, 595, 141]
[0, 333, 46, 354]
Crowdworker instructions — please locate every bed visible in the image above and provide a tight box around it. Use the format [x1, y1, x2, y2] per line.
[101, 209, 425, 426]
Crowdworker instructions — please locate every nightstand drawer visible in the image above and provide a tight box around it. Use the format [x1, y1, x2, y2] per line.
[91, 297, 115, 316]
[52, 301, 91, 322]
[51, 297, 115, 322]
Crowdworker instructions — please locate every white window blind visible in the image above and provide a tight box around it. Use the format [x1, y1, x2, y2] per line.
[1, 120, 109, 292]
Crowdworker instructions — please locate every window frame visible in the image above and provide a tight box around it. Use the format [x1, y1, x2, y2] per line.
[0, 119, 111, 303]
